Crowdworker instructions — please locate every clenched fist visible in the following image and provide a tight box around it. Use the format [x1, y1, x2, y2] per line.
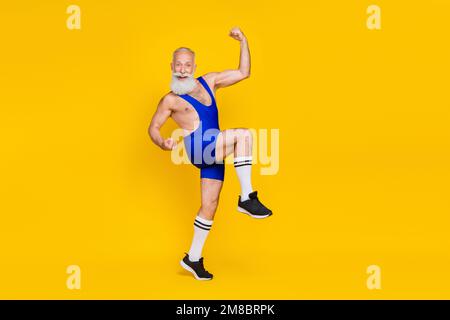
[160, 137, 177, 151]
[229, 27, 246, 42]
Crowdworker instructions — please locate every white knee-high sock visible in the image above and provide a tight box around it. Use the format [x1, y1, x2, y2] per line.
[234, 156, 254, 201]
[188, 215, 213, 262]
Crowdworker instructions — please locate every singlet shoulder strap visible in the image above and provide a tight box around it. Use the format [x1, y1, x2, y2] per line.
[178, 92, 203, 112]
[197, 76, 216, 104]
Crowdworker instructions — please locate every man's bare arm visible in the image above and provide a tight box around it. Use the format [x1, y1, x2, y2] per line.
[148, 95, 177, 151]
[213, 27, 251, 89]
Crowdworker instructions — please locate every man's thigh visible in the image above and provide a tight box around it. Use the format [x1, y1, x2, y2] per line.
[200, 178, 223, 206]
[214, 128, 243, 162]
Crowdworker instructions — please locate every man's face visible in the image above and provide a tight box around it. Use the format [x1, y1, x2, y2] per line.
[170, 51, 197, 95]
[171, 52, 195, 79]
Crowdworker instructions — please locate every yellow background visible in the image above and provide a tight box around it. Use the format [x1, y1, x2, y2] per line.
[1, 0, 449, 299]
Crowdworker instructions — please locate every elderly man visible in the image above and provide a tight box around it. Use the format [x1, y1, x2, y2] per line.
[148, 27, 272, 280]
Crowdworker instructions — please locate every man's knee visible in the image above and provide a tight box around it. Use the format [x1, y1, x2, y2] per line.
[235, 129, 253, 156]
[201, 199, 219, 216]
[235, 128, 253, 143]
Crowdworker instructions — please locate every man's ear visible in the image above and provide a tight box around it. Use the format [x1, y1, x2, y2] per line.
[170, 62, 173, 72]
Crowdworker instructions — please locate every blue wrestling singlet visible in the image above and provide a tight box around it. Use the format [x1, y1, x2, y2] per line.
[178, 76, 225, 181]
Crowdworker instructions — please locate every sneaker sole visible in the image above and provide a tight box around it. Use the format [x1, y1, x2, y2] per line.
[180, 260, 213, 281]
[237, 206, 272, 219]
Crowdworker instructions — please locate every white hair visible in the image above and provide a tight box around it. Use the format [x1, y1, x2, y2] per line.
[172, 47, 195, 61]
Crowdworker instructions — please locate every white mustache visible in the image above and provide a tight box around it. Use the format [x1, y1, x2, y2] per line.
[173, 72, 193, 78]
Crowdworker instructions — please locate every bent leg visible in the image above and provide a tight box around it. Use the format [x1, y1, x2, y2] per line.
[213, 129, 273, 218]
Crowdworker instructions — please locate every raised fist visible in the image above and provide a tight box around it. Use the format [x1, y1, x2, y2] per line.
[229, 27, 246, 42]
[161, 137, 177, 151]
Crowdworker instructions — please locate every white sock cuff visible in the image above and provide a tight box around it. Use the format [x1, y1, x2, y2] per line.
[234, 156, 252, 163]
[195, 215, 213, 226]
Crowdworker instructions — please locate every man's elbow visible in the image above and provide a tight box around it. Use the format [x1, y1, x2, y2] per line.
[147, 124, 153, 138]
[240, 71, 250, 79]
[148, 124, 158, 141]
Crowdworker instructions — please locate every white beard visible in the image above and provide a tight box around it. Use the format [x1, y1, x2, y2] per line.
[170, 73, 197, 95]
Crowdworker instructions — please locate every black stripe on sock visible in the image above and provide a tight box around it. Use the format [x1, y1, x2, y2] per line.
[234, 163, 252, 168]
[234, 159, 252, 164]
[194, 223, 211, 231]
[195, 219, 212, 228]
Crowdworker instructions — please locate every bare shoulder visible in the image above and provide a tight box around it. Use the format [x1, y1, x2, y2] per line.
[200, 72, 220, 90]
[158, 92, 178, 109]
[201, 72, 219, 82]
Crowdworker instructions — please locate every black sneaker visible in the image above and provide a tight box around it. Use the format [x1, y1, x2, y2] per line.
[180, 253, 213, 281]
[237, 191, 273, 219]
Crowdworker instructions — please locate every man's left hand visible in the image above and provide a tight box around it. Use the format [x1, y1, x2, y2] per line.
[229, 27, 246, 42]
